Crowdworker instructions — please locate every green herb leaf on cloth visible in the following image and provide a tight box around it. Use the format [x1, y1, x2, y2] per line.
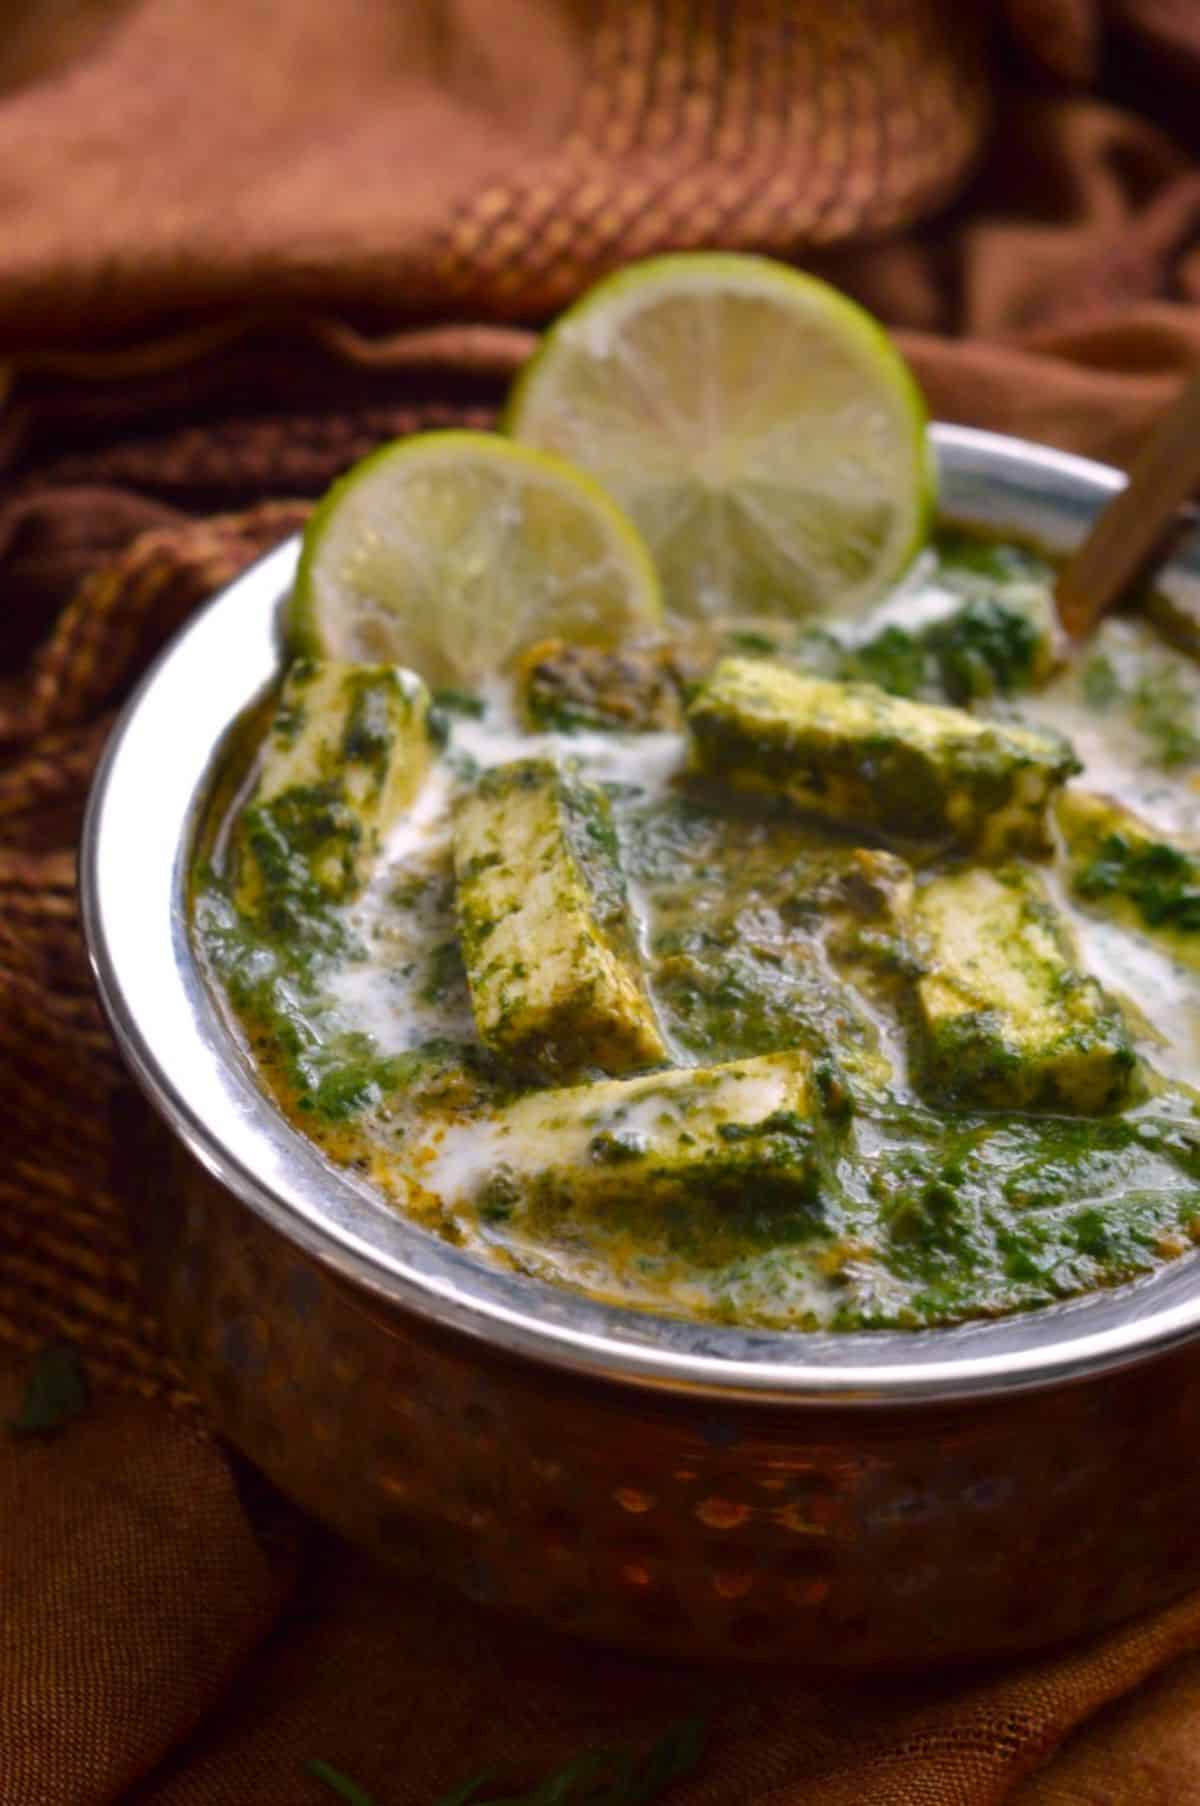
[309, 1717, 705, 1806]
[9, 1342, 88, 1436]
[432, 1774, 494, 1806]
[307, 1759, 382, 1805]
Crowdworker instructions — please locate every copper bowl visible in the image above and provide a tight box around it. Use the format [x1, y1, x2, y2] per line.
[81, 426, 1200, 1667]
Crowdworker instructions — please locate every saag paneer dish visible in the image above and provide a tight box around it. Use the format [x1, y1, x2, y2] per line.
[194, 255, 1200, 1333]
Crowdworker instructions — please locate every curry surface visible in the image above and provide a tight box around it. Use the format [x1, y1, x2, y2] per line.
[194, 529, 1200, 1331]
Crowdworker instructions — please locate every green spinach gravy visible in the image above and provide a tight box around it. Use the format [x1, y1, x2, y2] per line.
[194, 529, 1200, 1332]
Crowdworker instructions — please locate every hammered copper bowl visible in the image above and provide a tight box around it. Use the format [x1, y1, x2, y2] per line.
[82, 426, 1200, 1669]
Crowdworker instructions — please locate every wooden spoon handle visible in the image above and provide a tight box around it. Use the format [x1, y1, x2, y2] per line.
[1055, 367, 1200, 641]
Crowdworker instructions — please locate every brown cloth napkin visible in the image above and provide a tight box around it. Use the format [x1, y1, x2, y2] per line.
[5, 2, 1200, 1801]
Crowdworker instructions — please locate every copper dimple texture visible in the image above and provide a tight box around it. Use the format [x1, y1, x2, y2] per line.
[144, 1138, 1200, 1668]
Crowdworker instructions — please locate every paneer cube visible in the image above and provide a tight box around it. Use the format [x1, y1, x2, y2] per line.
[233, 658, 430, 919]
[1057, 790, 1200, 971]
[437, 1050, 818, 1216]
[453, 758, 665, 1078]
[911, 865, 1136, 1112]
[686, 658, 1078, 855]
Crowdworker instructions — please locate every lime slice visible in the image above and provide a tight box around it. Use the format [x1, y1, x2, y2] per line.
[506, 252, 933, 622]
[291, 430, 663, 685]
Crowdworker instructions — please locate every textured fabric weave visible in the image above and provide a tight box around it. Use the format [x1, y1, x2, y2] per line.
[4, 2, 1200, 1800]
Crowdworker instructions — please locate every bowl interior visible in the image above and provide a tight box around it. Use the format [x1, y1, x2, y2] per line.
[81, 424, 1200, 1405]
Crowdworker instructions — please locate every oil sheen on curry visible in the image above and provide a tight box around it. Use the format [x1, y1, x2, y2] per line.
[194, 530, 1200, 1332]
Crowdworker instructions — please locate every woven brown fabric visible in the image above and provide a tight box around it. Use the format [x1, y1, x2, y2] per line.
[5, 1, 1200, 1801]
[0, 1, 987, 342]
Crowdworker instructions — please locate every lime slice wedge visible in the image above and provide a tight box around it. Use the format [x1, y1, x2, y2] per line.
[505, 252, 933, 622]
[290, 430, 663, 685]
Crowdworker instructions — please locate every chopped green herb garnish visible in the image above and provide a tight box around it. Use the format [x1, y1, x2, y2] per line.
[429, 689, 486, 747]
[933, 526, 1052, 585]
[838, 598, 1045, 703]
[845, 624, 929, 698]
[341, 673, 402, 780]
[432, 688, 487, 720]
[723, 629, 778, 655]
[1132, 665, 1200, 768]
[1082, 653, 1120, 709]
[1075, 832, 1200, 933]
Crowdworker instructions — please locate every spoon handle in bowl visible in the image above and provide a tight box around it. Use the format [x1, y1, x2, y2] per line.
[1055, 367, 1200, 641]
